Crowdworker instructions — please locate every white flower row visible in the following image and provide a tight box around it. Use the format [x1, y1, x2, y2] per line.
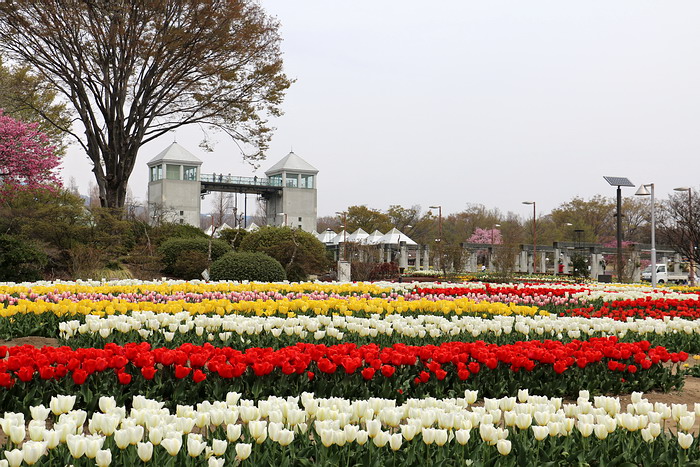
[59, 310, 700, 341]
[1, 389, 698, 466]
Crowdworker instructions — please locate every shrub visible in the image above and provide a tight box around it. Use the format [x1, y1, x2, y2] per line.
[173, 250, 209, 280]
[239, 226, 330, 281]
[151, 223, 208, 246]
[0, 235, 48, 282]
[159, 238, 232, 277]
[210, 251, 286, 282]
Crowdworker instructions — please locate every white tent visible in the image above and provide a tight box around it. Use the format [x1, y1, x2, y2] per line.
[331, 230, 348, 245]
[377, 228, 417, 246]
[317, 228, 337, 244]
[245, 222, 260, 232]
[347, 228, 369, 243]
[365, 230, 385, 245]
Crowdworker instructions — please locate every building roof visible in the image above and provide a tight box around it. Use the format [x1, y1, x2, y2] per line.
[347, 228, 369, 243]
[148, 142, 203, 166]
[377, 228, 417, 246]
[317, 228, 337, 244]
[265, 151, 318, 176]
[245, 222, 260, 232]
[331, 230, 348, 245]
[365, 230, 385, 245]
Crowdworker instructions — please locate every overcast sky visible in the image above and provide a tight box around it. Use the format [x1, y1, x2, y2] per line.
[61, 1, 700, 219]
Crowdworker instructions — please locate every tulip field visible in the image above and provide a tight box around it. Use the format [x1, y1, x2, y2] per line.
[0, 280, 700, 465]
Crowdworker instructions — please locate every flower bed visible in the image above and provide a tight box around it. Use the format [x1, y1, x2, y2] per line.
[0, 279, 698, 465]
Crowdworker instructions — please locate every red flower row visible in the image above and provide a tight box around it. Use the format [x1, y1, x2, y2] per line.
[0, 337, 686, 388]
[563, 297, 700, 320]
[416, 285, 588, 298]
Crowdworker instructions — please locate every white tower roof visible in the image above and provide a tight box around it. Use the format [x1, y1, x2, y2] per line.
[265, 151, 318, 175]
[331, 230, 348, 245]
[148, 142, 203, 166]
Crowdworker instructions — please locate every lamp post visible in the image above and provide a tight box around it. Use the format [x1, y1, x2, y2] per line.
[429, 205, 442, 271]
[522, 201, 537, 274]
[604, 176, 635, 282]
[635, 183, 656, 287]
[335, 211, 348, 261]
[674, 187, 695, 287]
[207, 214, 215, 263]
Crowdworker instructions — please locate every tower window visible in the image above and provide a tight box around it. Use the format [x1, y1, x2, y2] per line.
[183, 166, 198, 181]
[166, 164, 181, 180]
[301, 174, 314, 188]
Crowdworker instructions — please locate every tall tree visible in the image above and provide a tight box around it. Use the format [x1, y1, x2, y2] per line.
[0, 0, 290, 209]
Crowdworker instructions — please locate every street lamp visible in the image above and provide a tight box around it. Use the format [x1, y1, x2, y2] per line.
[429, 206, 442, 240]
[674, 187, 695, 287]
[635, 183, 656, 287]
[522, 201, 537, 274]
[604, 176, 635, 282]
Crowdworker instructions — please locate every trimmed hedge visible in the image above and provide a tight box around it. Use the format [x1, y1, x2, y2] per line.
[159, 238, 232, 277]
[210, 251, 286, 282]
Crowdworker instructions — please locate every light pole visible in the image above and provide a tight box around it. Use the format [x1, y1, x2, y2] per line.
[635, 183, 656, 287]
[429, 205, 442, 271]
[335, 211, 347, 261]
[522, 201, 537, 274]
[674, 187, 695, 287]
[604, 176, 635, 282]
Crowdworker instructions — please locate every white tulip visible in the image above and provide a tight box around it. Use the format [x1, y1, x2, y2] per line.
[208, 457, 225, 467]
[95, 449, 111, 467]
[235, 443, 252, 460]
[113, 428, 130, 449]
[389, 433, 402, 451]
[4, 450, 23, 467]
[455, 428, 471, 445]
[211, 438, 227, 456]
[21, 441, 46, 466]
[373, 430, 390, 448]
[30, 405, 50, 422]
[227, 424, 242, 442]
[678, 432, 694, 450]
[137, 442, 153, 462]
[593, 424, 608, 440]
[161, 437, 182, 456]
[532, 426, 548, 441]
[496, 439, 512, 455]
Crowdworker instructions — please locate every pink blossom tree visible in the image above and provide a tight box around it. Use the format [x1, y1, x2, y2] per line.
[467, 227, 502, 245]
[467, 227, 502, 268]
[0, 110, 61, 198]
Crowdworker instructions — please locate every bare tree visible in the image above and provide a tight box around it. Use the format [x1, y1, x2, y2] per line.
[659, 190, 700, 265]
[0, 0, 290, 209]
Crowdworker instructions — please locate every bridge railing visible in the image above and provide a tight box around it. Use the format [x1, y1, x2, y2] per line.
[201, 174, 282, 187]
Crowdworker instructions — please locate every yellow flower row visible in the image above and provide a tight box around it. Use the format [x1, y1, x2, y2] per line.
[0, 297, 547, 318]
[0, 282, 392, 297]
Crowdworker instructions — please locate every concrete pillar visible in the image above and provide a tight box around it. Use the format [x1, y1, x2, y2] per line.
[539, 252, 546, 274]
[553, 248, 561, 276]
[589, 252, 599, 279]
[399, 242, 407, 269]
[519, 250, 528, 273]
[673, 254, 681, 273]
[488, 246, 495, 270]
[631, 249, 641, 282]
[423, 246, 430, 270]
[561, 251, 570, 274]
